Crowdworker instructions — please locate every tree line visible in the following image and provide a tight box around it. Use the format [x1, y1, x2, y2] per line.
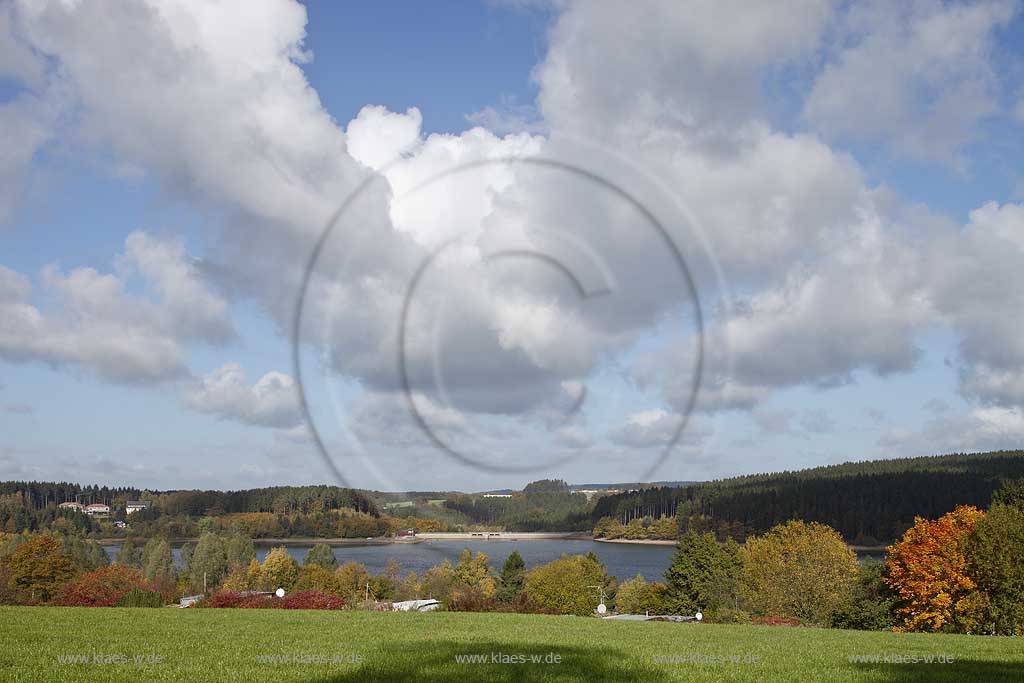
[2, 478, 1022, 634]
[591, 450, 1024, 543]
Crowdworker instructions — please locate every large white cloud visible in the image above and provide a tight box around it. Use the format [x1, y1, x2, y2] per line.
[184, 363, 301, 429]
[0, 231, 232, 383]
[926, 201, 1024, 406]
[804, 0, 1018, 167]
[536, 0, 837, 141]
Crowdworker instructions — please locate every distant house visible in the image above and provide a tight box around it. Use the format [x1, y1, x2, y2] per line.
[395, 529, 416, 539]
[113, 520, 128, 529]
[58, 501, 84, 512]
[125, 500, 150, 514]
[481, 493, 513, 498]
[84, 503, 110, 516]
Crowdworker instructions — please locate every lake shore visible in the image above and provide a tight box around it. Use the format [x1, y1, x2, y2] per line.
[98, 537, 395, 546]
[415, 532, 590, 541]
[97, 532, 593, 546]
[594, 537, 677, 546]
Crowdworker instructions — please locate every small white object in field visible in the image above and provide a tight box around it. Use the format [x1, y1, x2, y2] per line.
[275, 588, 285, 598]
[597, 603, 607, 614]
[695, 611, 703, 621]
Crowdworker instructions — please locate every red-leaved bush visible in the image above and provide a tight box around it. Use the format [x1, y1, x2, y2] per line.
[202, 590, 246, 608]
[54, 565, 150, 607]
[277, 590, 345, 610]
[200, 589, 344, 610]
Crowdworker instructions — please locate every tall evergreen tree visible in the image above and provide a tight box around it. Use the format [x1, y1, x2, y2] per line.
[664, 531, 739, 616]
[496, 550, 525, 603]
[992, 477, 1024, 509]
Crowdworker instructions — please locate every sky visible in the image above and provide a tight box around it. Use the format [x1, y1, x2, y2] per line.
[2, 0, 1024, 493]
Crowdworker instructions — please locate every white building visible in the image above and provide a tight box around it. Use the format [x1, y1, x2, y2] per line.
[58, 501, 84, 512]
[84, 503, 110, 516]
[125, 500, 150, 514]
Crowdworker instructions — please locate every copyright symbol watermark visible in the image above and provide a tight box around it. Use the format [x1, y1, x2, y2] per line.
[292, 141, 725, 489]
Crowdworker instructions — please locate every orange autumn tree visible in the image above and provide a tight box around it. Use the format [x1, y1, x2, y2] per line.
[885, 505, 984, 632]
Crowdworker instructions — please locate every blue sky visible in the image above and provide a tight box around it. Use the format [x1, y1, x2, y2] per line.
[2, 0, 1024, 492]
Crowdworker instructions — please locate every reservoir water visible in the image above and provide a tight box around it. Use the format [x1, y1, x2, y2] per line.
[103, 539, 884, 581]
[105, 539, 676, 581]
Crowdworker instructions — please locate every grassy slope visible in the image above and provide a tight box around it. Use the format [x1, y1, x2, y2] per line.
[2, 608, 1023, 682]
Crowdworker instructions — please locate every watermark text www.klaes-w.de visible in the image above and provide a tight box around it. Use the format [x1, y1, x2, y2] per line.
[454, 651, 563, 665]
[848, 653, 956, 665]
[652, 653, 761, 665]
[56, 652, 164, 666]
[255, 653, 364, 665]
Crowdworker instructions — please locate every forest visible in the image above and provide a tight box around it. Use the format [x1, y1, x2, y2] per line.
[0, 484, 379, 537]
[590, 450, 1024, 543]
[2, 450, 1023, 542]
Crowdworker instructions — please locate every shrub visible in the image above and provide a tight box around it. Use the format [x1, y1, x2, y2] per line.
[741, 520, 858, 626]
[830, 559, 896, 631]
[115, 588, 164, 608]
[202, 590, 246, 608]
[447, 584, 497, 612]
[523, 553, 615, 616]
[55, 565, 148, 607]
[199, 589, 344, 610]
[296, 564, 341, 595]
[4, 535, 76, 603]
[237, 595, 272, 608]
[615, 574, 649, 614]
[277, 590, 345, 610]
[963, 503, 1024, 635]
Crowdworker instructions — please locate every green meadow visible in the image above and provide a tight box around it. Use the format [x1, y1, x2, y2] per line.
[1, 607, 1022, 682]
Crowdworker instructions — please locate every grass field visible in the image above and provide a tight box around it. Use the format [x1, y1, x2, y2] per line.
[1, 607, 1022, 682]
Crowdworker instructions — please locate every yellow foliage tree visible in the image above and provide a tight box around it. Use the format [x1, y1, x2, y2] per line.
[741, 520, 858, 625]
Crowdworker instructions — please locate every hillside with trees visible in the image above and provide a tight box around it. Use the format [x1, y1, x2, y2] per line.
[591, 450, 1024, 544]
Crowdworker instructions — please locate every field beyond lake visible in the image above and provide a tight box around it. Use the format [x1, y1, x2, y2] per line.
[3, 606, 1023, 683]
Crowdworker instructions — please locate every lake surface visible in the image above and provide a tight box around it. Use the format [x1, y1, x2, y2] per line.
[103, 539, 884, 580]
[104, 539, 676, 581]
